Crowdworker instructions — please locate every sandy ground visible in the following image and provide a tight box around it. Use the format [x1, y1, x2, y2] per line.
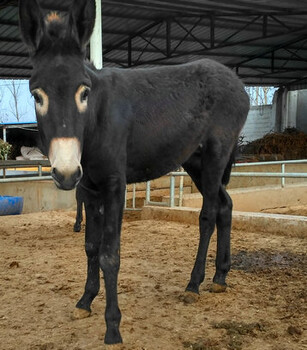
[0, 210, 306, 350]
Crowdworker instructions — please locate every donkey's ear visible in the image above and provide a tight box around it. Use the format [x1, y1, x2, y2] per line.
[19, 0, 44, 52]
[70, 0, 96, 51]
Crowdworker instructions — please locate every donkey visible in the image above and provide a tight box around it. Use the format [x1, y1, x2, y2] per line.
[19, 0, 249, 345]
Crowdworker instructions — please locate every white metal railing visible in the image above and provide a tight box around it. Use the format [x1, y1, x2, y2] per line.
[1, 159, 306, 209]
[143, 159, 307, 208]
[0, 160, 51, 182]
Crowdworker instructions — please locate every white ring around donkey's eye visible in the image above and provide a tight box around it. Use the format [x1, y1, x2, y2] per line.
[31, 88, 49, 116]
[75, 85, 90, 113]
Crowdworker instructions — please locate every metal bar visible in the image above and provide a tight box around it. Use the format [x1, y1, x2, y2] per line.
[216, 15, 261, 48]
[145, 181, 151, 203]
[210, 15, 215, 48]
[90, 0, 103, 69]
[38, 165, 42, 177]
[231, 172, 307, 178]
[234, 159, 307, 166]
[179, 175, 184, 207]
[173, 17, 207, 51]
[128, 36, 132, 67]
[135, 22, 164, 64]
[263, 15, 268, 37]
[269, 14, 292, 31]
[103, 20, 163, 55]
[169, 175, 175, 207]
[0, 176, 53, 183]
[132, 183, 136, 209]
[171, 17, 203, 55]
[281, 163, 286, 187]
[146, 200, 169, 207]
[166, 18, 172, 57]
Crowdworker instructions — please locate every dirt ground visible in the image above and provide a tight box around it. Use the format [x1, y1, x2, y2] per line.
[0, 209, 306, 350]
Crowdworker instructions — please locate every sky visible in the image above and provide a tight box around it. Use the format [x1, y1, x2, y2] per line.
[0, 79, 36, 124]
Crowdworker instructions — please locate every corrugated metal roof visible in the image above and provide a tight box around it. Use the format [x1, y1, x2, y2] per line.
[0, 0, 307, 88]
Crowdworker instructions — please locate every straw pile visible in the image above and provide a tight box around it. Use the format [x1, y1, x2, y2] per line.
[241, 128, 307, 160]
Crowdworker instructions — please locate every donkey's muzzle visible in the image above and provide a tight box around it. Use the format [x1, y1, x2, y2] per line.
[51, 166, 82, 190]
[48, 137, 82, 191]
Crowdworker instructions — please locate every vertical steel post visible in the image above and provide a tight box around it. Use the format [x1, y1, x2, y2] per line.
[170, 175, 175, 207]
[210, 15, 215, 48]
[146, 181, 151, 204]
[128, 36, 132, 67]
[132, 183, 136, 209]
[3, 127, 7, 162]
[179, 175, 184, 207]
[166, 18, 171, 57]
[90, 0, 103, 69]
[281, 163, 285, 187]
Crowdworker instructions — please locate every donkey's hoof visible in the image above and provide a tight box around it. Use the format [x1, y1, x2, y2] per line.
[72, 307, 91, 319]
[181, 291, 200, 304]
[210, 283, 227, 293]
[73, 224, 81, 232]
[103, 344, 124, 350]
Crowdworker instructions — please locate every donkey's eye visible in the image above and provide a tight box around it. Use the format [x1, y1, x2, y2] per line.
[31, 88, 49, 116]
[80, 87, 89, 102]
[75, 85, 90, 113]
[33, 92, 43, 105]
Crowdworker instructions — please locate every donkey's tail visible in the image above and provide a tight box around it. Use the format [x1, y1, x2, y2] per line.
[222, 145, 237, 186]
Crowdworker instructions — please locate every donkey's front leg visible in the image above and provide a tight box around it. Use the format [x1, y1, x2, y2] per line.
[75, 192, 102, 317]
[99, 176, 125, 345]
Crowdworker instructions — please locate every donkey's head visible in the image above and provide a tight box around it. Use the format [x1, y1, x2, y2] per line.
[19, 0, 96, 190]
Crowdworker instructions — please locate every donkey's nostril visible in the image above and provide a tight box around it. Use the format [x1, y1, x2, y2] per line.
[51, 167, 64, 182]
[76, 166, 82, 180]
[71, 166, 83, 184]
[51, 166, 82, 190]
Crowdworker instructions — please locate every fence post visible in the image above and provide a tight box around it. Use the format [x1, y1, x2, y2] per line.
[146, 181, 151, 204]
[132, 183, 136, 209]
[179, 175, 184, 206]
[281, 163, 285, 187]
[170, 175, 175, 207]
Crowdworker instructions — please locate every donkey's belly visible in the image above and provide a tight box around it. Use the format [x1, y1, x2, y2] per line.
[126, 131, 202, 183]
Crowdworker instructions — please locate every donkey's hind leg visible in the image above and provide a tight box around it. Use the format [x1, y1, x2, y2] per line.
[211, 186, 232, 293]
[183, 145, 232, 296]
[74, 193, 101, 318]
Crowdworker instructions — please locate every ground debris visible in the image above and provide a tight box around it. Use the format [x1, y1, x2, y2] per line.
[182, 338, 220, 350]
[212, 320, 267, 350]
[287, 325, 303, 336]
[231, 249, 306, 273]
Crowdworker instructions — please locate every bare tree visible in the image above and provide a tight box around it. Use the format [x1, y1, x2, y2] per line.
[245, 86, 277, 106]
[0, 87, 4, 123]
[6, 80, 27, 122]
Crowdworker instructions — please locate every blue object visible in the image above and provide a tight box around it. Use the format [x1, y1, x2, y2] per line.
[0, 196, 24, 215]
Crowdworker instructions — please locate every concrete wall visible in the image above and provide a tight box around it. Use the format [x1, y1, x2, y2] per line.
[241, 105, 274, 142]
[274, 88, 307, 133]
[296, 90, 307, 133]
[243, 89, 307, 141]
[0, 180, 77, 214]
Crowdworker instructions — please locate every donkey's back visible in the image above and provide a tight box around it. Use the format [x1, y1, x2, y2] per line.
[95, 59, 249, 182]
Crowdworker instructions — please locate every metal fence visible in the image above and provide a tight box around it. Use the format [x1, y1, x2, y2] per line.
[143, 159, 307, 208]
[1, 159, 306, 210]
